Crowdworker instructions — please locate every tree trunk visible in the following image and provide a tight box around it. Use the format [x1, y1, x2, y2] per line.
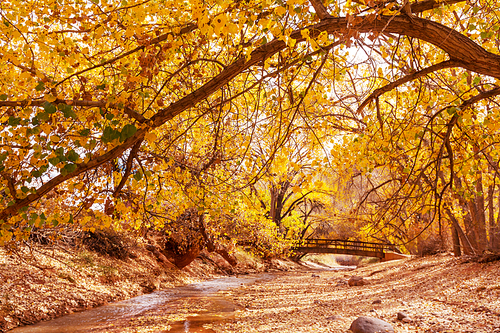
[445, 207, 475, 255]
[450, 222, 461, 257]
[473, 174, 488, 252]
[174, 241, 203, 269]
[488, 183, 498, 252]
[492, 185, 500, 252]
[454, 177, 479, 251]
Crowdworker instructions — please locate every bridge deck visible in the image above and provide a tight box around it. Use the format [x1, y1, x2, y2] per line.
[294, 239, 398, 259]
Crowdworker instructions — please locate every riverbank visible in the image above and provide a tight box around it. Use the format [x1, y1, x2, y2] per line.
[0, 241, 300, 332]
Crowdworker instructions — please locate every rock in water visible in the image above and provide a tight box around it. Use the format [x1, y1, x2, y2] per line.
[349, 316, 395, 333]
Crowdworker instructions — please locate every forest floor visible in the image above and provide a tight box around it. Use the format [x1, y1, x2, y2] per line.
[213, 254, 500, 333]
[2, 241, 500, 333]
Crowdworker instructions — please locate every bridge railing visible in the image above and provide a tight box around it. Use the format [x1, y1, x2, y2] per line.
[296, 239, 397, 253]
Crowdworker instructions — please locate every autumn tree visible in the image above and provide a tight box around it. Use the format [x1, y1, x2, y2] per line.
[1, 0, 500, 256]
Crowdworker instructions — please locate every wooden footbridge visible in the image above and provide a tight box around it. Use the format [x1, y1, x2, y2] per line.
[294, 239, 408, 261]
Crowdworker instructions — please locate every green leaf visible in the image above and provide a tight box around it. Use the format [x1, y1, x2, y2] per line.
[31, 164, 48, 178]
[60, 163, 77, 176]
[0, 94, 7, 101]
[134, 171, 143, 181]
[120, 124, 137, 142]
[35, 81, 45, 91]
[8, 117, 21, 126]
[66, 150, 79, 162]
[54, 147, 65, 157]
[43, 101, 57, 114]
[101, 126, 120, 143]
[79, 129, 90, 136]
[37, 111, 50, 121]
[58, 103, 77, 119]
[49, 157, 60, 166]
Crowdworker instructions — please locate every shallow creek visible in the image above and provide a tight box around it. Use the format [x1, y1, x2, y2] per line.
[9, 274, 275, 333]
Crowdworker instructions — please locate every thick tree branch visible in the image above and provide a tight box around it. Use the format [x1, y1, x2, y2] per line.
[113, 140, 143, 197]
[357, 59, 462, 114]
[411, 0, 465, 14]
[309, 0, 332, 20]
[152, 15, 500, 128]
[0, 132, 145, 222]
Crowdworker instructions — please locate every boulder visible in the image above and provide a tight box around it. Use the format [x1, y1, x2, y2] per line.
[349, 316, 395, 333]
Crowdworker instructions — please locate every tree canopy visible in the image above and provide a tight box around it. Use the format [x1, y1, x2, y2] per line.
[1, 0, 500, 254]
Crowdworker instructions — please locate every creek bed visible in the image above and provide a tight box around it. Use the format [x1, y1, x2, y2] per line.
[9, 274, 275, 333]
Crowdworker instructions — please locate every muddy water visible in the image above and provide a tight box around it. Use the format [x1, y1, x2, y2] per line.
[9, 274, 274, 333]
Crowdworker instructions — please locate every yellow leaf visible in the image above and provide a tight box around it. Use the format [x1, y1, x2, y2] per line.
[44, 94, 57, 102]
[145, 132, 157, 143]
[125, 26, 135, 38]
[275, 6, 287, 16]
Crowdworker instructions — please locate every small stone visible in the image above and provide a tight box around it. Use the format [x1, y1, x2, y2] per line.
[402, 317, 411, 323]
[349, 316, 395, 333]
[335, 279, 348, 287]
[474, 305, 490, 313]
[397, 312, 408, 320]
[348, 276, 369, 286]
[311, 274, 320, 278]
[372, 299, 382, 304]
[326, 315, 343, 321]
